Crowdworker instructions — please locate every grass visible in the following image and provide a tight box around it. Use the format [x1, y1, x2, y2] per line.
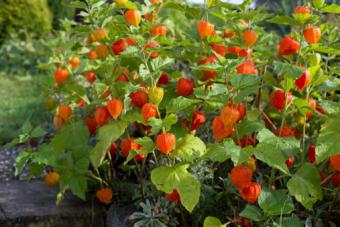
[0, 73, 50, 144]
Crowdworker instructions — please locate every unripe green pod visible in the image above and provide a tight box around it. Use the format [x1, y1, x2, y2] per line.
[306, 53, 321, 66]
[148, 87, 164, 105]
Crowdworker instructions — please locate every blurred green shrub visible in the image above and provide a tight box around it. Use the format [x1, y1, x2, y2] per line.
[0, 0, 52, 42]
[48, 0, 75, 30]
[0, 33, 51, 75]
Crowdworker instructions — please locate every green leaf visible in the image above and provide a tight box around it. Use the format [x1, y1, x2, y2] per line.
[258, 189, 294, 216]
[203, 216, 222, 227]
[267, 16, 295, 25]
[172, 134, 206, 162]
[231, 145, 254, 166]
[316, 113, 340, 163]
[287, 163, 322, 210]
[151, 163, 200, 212]
[239, 205, 264, 221]
[254, 143, 290, 174]
[293, 99, 313, 116]
[31, 127, 47, 138]
[167, 97, 201, 113]
[124, 137, 155, 164]
[90, 121, 127, 168]
[15, 150, 31, 176]
[273, 61, 304, 79]
[321, 4, 340, 14]
[312, 0, 325, 9]
[236, 120, 265, 137]
[163, 114, 178, 130]
[204, 143, 230, 162]
[230, 74, 261, 90]
[51, 121, 90, 154]
[279, 217, 304, 227]
[69, 175, 87, 200]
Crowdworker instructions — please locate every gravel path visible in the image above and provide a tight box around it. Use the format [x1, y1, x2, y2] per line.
[0, 145, 39, 181]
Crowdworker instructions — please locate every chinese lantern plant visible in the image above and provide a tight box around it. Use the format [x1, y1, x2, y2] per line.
[13, 0, 340, 226]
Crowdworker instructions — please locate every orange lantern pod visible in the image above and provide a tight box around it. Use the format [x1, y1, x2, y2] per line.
[107, 99, 123, 120]
[125, 9, 142, 26]
[304, 26, 321, 44]
[198, 20, 215, 38]
[212, 116, 234, 142]
[156, 132, 176, 155]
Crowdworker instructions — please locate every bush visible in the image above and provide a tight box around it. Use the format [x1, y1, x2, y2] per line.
[0, 34, 51, 75]
[0, 0, 52, 42]
[47, 0, 75, 30]
[14, 0, 340, 226]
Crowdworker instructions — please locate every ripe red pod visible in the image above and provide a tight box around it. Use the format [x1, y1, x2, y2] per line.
[329, 154, 340, 172]
[236, 216, 252, 227]
[236, 60, 258, 75]
[212, 116, 234, 142]
[95, 107, 110, 127]
[69, 57, 80, 69]
[144, 41, 159, 58]
[85, 71, 96, 84]
[125, 9, 141, 26]
[274, 125, 296, 137]
[198, 56, 218, 81]
[279, 36, 300, 56]
[190, 111, 206, 131]
[165, 189, 180, 203]
[332, 173, 340, 187]
[271, 89, 293, 112]
[198, 20, 215, 38]
[109, 142, 117, 157]
[306, 98, 316, 119]
[209, 43, 227, 57]
[239, 48, 253, 58]
[176, 78, 194, 96]
[220, 106, 240, 129]
[243, 29, 257, 47]
[308, 145, 316, 164]
[158, 73, 169, 85]
[125, 36, 137, 46]
[151, 25, 168, 36]
[85, 117, 97, 135]
[234, 135, 256, 148]
[228, 46, 241, 55]
[107, 99, 123, 120]
[285, 156, 295, 168]
[119, 138, 145, 160]
[96, 188, 112, 204]
[76, 99, 86, 107]
[130, 90, 148, 108]
[295, 70, 310, 90]
[59, 105, 72, 122]
[141, 103, 158, 122]
[304, 26, 321, 44]
[54, 68, 69, 85]
[294, 6, 311, 14]
[112, 39, 127, 55]
[231, 166, 253, 189]
[156, 132, 176, 155]
[240, 182, 262, 204]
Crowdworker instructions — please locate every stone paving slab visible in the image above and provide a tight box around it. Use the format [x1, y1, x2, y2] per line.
[0, 180, 105, 227]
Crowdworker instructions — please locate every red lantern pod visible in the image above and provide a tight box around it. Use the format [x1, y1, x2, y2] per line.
[240, 182, 262, 204]
[156, 132, 176, 155]
[304, 26, 321, 44]
[279, 36, 300, 56]
[230, 166, 253, 189]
